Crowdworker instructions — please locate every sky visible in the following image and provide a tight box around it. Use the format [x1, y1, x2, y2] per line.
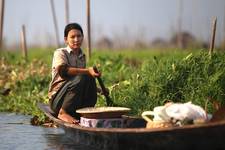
[4, 0, 225, 47]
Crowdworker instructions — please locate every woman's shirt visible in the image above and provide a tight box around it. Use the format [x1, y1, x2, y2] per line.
[48, 46, 86, 100]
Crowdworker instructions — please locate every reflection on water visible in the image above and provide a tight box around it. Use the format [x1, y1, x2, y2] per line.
[0, 113, 93, 150]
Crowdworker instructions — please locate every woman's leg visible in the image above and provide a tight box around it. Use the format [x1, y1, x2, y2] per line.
[80, 74, 97, 107]
[59, 75, 97, 122]
[58, 108, 79, 124]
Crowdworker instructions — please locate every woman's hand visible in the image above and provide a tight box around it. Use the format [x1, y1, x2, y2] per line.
[97, 87, 109, 96]
[88, 67, 101, 77]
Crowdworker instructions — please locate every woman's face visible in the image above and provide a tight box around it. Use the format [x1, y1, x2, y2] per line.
[65, 29, 83, 50]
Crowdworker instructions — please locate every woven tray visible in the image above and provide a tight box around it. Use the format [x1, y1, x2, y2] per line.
[76, 107, 131, 119]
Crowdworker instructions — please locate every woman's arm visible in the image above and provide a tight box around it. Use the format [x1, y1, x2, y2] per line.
[57, 64, 100, 79]
[67, 67, 100, 77]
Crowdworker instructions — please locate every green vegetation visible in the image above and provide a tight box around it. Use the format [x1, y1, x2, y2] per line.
[0, 48, 225, 123]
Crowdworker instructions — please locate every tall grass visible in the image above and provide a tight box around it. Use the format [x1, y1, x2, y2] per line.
[109, 51, 225, 115]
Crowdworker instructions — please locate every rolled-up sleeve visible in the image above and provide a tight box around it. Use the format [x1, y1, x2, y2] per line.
[52, 49, 68, 68]
[52, 49, 71, 79]
[58, 64, 70, 79]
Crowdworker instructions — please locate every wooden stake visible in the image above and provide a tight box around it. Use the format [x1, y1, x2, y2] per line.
[86, 0, 91, 61]
[65, 0, 69, 25]
[21, 25, 28, 61]
[0, 0, 4, 50]
[50, 0, 60, 47]
[209, 17, 217, 55]
[223, 6, 225, 47]
[177, 0, 183, 49]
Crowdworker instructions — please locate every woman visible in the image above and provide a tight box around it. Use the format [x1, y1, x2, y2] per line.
[48, 23, 100, 124]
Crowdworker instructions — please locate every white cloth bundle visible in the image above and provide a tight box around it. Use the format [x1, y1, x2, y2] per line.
[161, 101, 207, 122]
[142, 101, 208, 126]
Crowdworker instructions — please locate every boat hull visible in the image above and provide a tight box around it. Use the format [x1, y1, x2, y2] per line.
[38, 104, 225, 150]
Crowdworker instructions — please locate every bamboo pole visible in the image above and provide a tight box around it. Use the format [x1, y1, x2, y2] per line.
[21, 25, 28, 61]
[177, 0, 183, 49]
[209, 17, 217, 55]
[86, 0, 91, 62]
[0, 0, 4, 50]
[224, 6, 225, 48]
[50, 0, 60, 47]
[65, 0, 69, 25]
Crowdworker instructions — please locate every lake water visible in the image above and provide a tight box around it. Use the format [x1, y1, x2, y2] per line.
[0, 113, 94, 150]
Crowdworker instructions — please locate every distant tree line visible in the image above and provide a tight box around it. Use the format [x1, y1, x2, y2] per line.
[94, 31, 224, 50]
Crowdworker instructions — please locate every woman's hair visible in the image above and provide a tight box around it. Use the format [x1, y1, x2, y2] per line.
[64, 23, 83, 37]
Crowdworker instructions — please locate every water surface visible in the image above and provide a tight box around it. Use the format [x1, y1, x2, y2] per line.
[0, 113, 93, 150]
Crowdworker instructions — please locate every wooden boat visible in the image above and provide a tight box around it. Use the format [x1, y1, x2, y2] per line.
[38, 103, 225, 150]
